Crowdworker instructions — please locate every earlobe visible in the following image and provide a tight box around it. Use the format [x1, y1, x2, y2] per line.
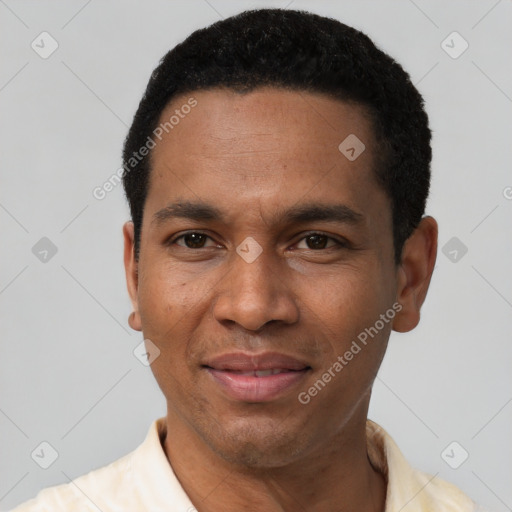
[123, 221, 142, 332]
[392, 216, 438, 333]
[128, 311, 142, 331]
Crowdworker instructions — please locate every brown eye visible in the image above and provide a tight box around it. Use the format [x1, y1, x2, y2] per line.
[175, 233, 211, 248]
[295, 233, 344, 251]
[305, 234, 329, 249]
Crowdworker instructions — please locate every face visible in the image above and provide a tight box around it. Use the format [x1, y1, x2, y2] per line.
[125, 88, 402, 468]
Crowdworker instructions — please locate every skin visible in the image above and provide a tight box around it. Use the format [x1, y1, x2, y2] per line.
[123, 88, 438, 512]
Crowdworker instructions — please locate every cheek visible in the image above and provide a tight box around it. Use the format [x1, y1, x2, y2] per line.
[297, 266, 395, 387]
[136, 269, 203, 365]
[137, 268, 205, 391]
[301, 267, 387, 333]
[138, 260, 202, 317]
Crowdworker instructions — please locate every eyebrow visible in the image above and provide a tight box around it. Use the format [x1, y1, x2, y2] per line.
[280, 203, 363, 225]
[152, 200, 364, 227]
[152, 201, 225, 225]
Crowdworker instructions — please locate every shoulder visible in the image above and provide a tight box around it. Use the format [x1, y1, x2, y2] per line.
[405, 466, 483, 512]
[366, 420, 489, 512]
[9, 450, 134, 512]
[8, 418, 173, 512]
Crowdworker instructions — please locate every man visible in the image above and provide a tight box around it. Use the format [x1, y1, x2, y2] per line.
[11, 8, 487, 512]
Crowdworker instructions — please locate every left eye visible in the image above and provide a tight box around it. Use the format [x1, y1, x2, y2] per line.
[295, 234, 341, 250]
[174, 232, 217, 249]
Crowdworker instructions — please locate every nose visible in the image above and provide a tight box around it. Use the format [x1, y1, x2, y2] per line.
[212, 248, 300, 332]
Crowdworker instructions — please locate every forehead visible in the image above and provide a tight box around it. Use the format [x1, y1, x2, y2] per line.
[145, 87, 387, 228]
[153, 87, 374, 159]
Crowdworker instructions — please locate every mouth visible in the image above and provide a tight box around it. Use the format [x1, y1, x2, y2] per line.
[216, 368, 301, 377]
[202, 352, 311, 402]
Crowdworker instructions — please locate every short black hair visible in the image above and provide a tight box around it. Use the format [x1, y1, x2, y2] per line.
[122, 8, 431, 263]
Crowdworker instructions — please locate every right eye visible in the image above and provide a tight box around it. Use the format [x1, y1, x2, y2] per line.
[170, 232, 219, 249]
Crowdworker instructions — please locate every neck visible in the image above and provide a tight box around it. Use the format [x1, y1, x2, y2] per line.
[162, 406, 386, 512]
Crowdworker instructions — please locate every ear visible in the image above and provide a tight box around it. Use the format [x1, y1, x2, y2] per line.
[123, 221, 142, 332]
[392, 216, 438, 333]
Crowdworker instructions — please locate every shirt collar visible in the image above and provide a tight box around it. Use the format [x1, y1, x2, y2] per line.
[365, 419, 475, 511]
[129, 417, 475, 512]
[129, 417, 194, 511]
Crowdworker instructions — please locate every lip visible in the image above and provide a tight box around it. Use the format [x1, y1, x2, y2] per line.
[203, 351, 311, 402]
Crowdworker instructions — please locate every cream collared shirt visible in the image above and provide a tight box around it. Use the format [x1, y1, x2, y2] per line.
[10, 418, 487, 512]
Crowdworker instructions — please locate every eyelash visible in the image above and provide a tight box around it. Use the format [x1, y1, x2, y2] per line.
[167, 231, 348, 250]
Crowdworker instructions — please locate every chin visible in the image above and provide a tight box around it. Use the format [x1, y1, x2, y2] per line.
[200, 417, 310, 469]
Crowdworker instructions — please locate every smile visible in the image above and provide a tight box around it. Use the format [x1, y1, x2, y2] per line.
[203, 351, 311, 402]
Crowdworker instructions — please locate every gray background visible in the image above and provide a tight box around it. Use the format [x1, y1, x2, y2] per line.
[1, 0, 511, 510]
